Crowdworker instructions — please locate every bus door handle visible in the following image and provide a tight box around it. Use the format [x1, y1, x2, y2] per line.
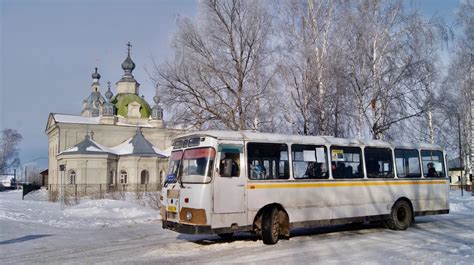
[237, 184, 245, 187]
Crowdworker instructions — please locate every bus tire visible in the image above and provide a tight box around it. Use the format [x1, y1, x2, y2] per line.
[262, 207, 280, 245]
[386, 200, 412, 230]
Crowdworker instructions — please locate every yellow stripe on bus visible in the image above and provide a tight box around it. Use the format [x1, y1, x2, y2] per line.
[247, 180, 447, 190]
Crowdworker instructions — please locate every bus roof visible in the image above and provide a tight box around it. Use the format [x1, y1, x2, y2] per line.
[175, 130, 443, 150]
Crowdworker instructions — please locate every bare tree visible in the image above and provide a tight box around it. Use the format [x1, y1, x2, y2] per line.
[275, 0, 445, 140]
[154, 0, 276, 131]
[25, 164, 42, 185]
[276, 0, 342, 136]
[153, 0, 453, 144]
[0, 129, 22, 173]
[437, 0, 473, 164]
[341, 0, 444, 140]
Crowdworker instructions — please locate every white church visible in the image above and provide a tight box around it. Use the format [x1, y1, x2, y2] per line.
[45, 44, 181, 188]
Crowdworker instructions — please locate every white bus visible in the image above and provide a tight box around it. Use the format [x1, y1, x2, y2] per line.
[161, 131, 449, 244]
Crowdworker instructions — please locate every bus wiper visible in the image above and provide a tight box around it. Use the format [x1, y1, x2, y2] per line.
[178, 174, 185, 188]
[176, 166, 185, 188]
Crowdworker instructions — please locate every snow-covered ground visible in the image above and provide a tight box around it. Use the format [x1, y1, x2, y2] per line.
[1, 190, 473, 264]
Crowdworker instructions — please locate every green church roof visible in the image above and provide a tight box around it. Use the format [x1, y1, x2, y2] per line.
[111, 93, 152, 118]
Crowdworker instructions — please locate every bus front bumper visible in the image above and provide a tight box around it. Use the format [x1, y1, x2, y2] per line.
[162, 220, 213, 235]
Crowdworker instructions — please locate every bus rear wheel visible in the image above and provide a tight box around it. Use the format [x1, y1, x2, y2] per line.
[262, 207, 280, 245]
[385, 200, 412, 230]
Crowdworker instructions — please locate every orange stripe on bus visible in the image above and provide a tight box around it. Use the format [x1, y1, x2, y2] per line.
[246, 180, 447, 189]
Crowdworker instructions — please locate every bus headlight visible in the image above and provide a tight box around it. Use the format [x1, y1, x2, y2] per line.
[186, 211, 193, 221]
[180, 207, 207, 224]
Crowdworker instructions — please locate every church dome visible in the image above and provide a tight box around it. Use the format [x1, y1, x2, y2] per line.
[111, 93, 152, 118]
[121, 54, 136, 72]
[92, 67, 101, 79]
[105, 82, 113, 101]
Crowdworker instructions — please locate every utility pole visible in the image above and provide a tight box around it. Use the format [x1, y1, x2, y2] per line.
[470, 53, 473, 196]
[24, 166, 28, 184]
[458, 113, 463, 173]
[59, 164, 66, 210]
[458, 113, 465, 196]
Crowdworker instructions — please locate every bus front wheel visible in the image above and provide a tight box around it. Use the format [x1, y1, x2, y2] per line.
[262, 207, 280, 245]
[385, 200, 413, 230]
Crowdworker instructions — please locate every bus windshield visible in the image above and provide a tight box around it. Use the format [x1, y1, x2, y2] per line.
[181, 147, 216, 184]
[165, 151, 183, 185]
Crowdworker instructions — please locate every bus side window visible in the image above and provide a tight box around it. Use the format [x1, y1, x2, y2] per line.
[421, 150, 445, 178]
[364, 147, 393, 178]
[291, 144, 328, 179]
[395, 149, 421, 178]
[247, 143, 289, 180]
[219, 152, 240, 177]
[330, 146, 363, 179]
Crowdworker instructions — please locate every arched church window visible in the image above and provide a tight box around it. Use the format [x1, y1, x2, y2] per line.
[69, 170, 76, 184]
[120, 170, 128, 184]
[140, 170, 149, 184]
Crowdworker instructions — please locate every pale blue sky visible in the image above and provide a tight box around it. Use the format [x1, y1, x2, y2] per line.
[0, 0, 462, 170]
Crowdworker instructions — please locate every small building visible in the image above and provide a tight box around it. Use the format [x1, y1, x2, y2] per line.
[40, 169, 48, 186]
[57, 129, 169, 185]
[0, 174, 15, 188]
[447, 157, 472, 186]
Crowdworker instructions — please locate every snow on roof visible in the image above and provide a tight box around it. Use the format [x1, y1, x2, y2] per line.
[0, 175, 15, 181]
[62, 146, 79, 153]
[58, 131, 169, 158]
[59, 136, 113, 156]
[109, 137, 135, 155]
[53, 114, 101, 125]
[116, 122, 153, 128]
[86, 146, 104, 152]
[153, 146, 172, 157]
[52, 114, 153, 128]
[110, 130, 167, 157]
[176, 130, 443, 150]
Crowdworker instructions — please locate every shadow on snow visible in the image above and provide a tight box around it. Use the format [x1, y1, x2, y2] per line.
[0, 234, 53, 245]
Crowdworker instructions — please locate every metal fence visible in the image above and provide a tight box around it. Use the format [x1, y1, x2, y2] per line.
[48, 183, 162, 204]
[449, 184, 472, 192]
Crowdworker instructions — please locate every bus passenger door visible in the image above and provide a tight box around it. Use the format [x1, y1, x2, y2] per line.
[213, 142, 246, 214]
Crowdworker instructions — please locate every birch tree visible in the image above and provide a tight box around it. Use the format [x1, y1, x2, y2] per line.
[438, 0, 473, 164]
[341, 0, 443, 140]
[154, 0, 276, 131]
[0, 129, 22, 173]
[276, 0, 340, 135]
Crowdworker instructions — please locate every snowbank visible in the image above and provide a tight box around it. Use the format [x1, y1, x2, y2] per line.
[0, 190, 160, 228]
[449, 190, 474, 213]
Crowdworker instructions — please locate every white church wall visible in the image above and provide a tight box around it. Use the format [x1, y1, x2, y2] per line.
[56, 155, 117, 185]
[115, 156, 167, 186]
